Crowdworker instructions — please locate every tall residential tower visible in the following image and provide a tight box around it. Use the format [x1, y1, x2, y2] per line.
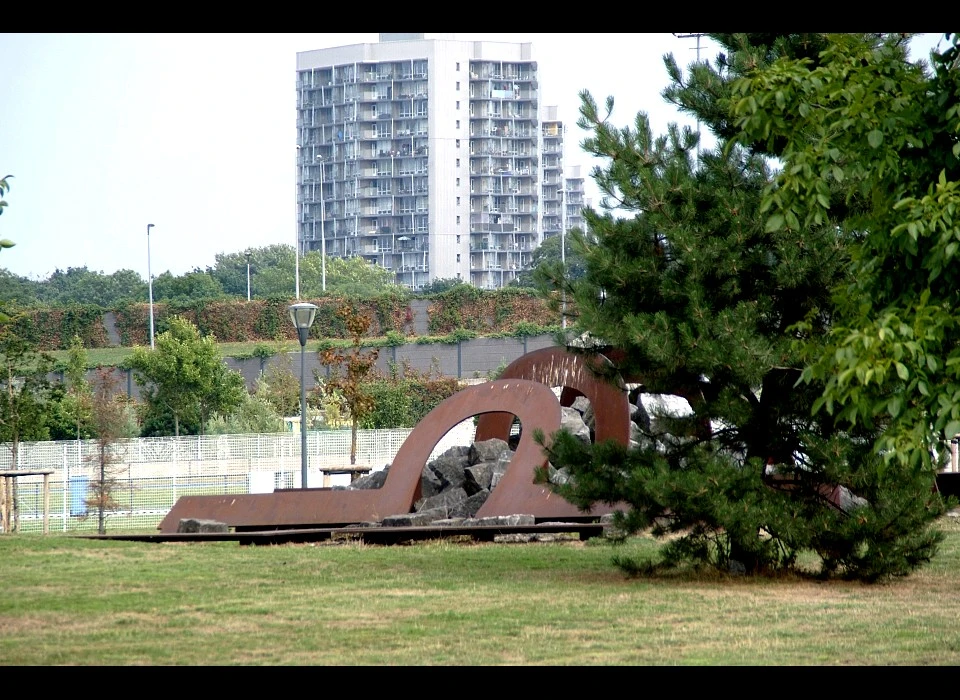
[296, 33, 541, 289]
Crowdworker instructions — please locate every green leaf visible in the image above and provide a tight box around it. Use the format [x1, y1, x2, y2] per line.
[946, 420, 960, 439]
[887, 396, 903, 418]
[867, 130, 883, 148]
[895, 362, 909, 381]
[765, 214, 785, 232]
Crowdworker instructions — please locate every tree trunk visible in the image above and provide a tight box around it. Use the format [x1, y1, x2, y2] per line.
[98, 450, 106, 535]
[350, 419, 357, 466]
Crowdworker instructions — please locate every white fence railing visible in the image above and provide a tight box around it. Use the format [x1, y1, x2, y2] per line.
[1, 422, 476, 534]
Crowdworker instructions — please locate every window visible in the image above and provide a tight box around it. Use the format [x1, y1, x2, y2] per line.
[456, 196, 461, 205]
[456, 81, 460, 90]
[456, 178, 460, 187]
[456, 62, 460, 71]
[456, 119, 460, 129]
[456, 139, 460, 148]
[456, 158, 460, 167]
[456, 217, 461, 226]
[456, 100, 460, 110]
[456, 253, 461, 263]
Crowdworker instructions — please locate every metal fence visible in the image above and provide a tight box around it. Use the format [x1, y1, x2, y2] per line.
[1, 422, 476, 534]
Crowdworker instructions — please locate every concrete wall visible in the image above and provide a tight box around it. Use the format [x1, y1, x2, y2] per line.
[71, 334, 560, 401]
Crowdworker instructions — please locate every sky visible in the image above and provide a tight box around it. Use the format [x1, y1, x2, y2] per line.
[0, 33, 948, 282]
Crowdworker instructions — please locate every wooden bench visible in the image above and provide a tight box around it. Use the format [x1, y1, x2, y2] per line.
[319, 465, 372, 487]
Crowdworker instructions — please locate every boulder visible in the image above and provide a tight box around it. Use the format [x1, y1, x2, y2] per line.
[428, 448, 472, 491]
[351, 466, 389, 490]
[465, 462, 496, 495]
[455, 490, 490, 518]
[560, 406, 591, 444]
[382, 510, 449, 527]
[177, 518, 229, 534]
[416, 487, 468, 515]
[419, 463, 446, 499]
[469, 438, 511, 465]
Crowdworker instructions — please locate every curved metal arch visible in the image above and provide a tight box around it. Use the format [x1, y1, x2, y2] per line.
[475, 346, 632, 447]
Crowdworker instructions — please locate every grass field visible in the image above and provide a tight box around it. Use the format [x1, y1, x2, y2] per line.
[3, 518, 960, 665]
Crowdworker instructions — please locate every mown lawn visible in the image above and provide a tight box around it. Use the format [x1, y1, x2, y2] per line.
[3, 519, 960, 665]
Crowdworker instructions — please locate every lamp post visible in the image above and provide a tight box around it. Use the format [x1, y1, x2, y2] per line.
[288, 302, 318, 489]
[245, 251, 252, 302]
[317, 154, 326, 292]
[147, 223, 155, 349]
[295, 145, 301, 301]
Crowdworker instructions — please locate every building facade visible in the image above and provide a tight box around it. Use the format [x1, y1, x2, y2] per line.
[564, 165, 586, 235]
[297, 33, 544, 290]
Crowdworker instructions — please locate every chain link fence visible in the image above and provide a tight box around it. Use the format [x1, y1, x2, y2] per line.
[2, 422, 476, 534]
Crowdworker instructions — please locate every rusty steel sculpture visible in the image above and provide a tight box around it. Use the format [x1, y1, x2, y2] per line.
[159, 347, 631, 533]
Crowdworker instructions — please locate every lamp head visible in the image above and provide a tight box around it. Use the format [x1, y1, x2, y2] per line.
[288, 302, 319, 347]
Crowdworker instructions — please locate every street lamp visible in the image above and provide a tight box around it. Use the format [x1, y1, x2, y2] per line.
[317, 154, 326, 292]
[295, 145, 301, 300]
[245, 250, 253, 302]
[147, 223, 155, 350]
[288, 302, 318, 489]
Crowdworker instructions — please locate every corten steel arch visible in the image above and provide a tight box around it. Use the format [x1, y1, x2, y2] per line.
[158, 379, 564, 533]
[473, 346, 631, 519]
[475, 346, 631, 447]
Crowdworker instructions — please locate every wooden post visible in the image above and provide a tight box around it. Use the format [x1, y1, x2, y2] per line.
[43, 473, 50, 535]
[0, 475, 7, 533]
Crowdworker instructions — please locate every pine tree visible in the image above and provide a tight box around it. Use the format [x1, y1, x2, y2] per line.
[536, 34, 946, 581]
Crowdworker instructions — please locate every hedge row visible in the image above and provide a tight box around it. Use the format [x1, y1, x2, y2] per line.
[11, 290, 561, 350]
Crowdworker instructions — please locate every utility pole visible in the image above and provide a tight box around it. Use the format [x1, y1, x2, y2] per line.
[672, 33, 706, 163]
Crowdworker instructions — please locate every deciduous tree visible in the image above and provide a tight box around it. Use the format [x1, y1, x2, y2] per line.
[0, 324, 54, 531]
[85, 369, 130, 534]
[318, 308, 379, 465]
[126, 316, 245, 437]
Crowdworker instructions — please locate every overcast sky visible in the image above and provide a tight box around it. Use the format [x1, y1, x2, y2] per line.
[0, 33, 947, 281]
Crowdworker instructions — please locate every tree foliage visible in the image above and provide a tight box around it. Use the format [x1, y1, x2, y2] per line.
[206, 390, 285, 435]
[318, 307, 379, 465]
[0, 174, 13, 253]
[733, 33, 960, 471]
[57, 335, 94, 440]
[125, 316, 246, 437]
[517, 232, 589, 290]
[85, 369, 130, 534]
[209, 245, 401, 300]
[0, 323, 55, 531]
[151, 269, 224, 304]
[536, 33, 947, 581]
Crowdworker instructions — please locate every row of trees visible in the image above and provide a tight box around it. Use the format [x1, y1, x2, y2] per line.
[0, 246, 400, 308]
[0, 243, 577, 311]
[536, 33, 959, 581]
[0, 241, 584, 310]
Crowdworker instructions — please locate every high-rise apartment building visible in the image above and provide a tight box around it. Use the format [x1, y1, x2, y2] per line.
[540, 106, 564, 244]
[296, 33, 541, 290]
[564, 165, 586, 234]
